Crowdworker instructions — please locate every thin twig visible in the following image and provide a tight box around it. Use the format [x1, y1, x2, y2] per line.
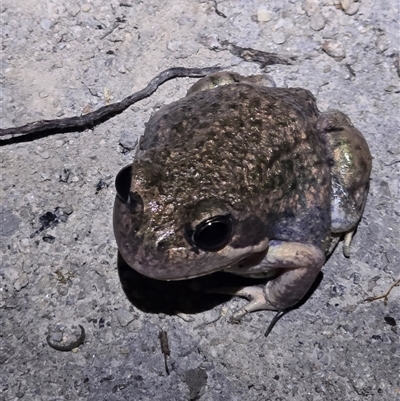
[221, 41, 296, 67]
[362, 278, 400, 303]
[99, 21, 120, 39]
[99, 17, 127, 40]
[213, 0, 227, 18]
[384, 160, 400, 166]
[0, 66, 221, 141]
[158, 330, 171, 376]
[264, 309, 291, 338]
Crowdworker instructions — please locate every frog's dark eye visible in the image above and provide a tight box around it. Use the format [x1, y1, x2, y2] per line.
[191, 215, 233, 252]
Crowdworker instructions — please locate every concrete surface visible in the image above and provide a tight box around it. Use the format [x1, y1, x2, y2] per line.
[1, 0, 399, 400]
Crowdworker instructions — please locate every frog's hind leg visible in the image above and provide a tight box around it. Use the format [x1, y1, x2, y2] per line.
[318, 110, 372, 256]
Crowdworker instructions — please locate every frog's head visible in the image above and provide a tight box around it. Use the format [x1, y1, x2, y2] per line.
[113, 163, 270, 281]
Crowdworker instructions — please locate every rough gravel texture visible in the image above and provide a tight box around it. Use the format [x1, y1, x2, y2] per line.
[1, 0, 399, 400]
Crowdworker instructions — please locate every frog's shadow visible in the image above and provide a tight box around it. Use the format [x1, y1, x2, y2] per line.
[117, 252, 323, 315]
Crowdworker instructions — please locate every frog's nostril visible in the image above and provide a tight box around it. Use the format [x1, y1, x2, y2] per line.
[190, 215, 233, 252]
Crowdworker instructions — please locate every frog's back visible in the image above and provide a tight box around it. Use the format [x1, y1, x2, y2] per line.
[139, 84, 319, 154]
[136, 83, 331, 246]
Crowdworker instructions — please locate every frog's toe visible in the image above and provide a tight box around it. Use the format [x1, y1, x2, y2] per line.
[230, 285, 277, 322]
[342, 229, 355, 258]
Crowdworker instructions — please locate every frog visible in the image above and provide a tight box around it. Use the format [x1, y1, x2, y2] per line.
[113, 71, 372, 320]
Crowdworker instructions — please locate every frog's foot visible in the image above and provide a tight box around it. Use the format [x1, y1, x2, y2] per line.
[326, 229, 356, 258]
[229, 285, 277, 322]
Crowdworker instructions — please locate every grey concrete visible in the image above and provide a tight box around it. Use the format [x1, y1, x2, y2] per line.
[1, 0, 399, 400]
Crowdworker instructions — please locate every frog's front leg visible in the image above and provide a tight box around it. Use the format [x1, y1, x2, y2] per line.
[225, 241, 325, 320]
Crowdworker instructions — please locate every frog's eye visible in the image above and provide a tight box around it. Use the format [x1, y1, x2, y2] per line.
[191, 215, 233, 252]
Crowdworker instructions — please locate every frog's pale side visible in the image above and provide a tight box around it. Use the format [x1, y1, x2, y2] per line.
[113, 72, 372, 319]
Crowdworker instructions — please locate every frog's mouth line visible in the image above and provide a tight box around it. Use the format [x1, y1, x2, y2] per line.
[160, 242, 270, 281]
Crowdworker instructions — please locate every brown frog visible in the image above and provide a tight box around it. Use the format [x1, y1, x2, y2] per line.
[113, 72, 372, 319]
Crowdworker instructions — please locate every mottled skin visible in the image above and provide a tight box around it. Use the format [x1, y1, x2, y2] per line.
[114, 72, 372, 318]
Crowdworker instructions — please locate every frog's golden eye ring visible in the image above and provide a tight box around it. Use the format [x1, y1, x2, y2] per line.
[191, 215, 233, 252]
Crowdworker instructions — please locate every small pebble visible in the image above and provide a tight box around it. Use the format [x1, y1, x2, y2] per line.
[209, 347, 218, 358]
[257, 7, 272, 22]
[302, 0, 320, 16]
[340, 0, 360, 15]
[115, 308, 134, 327]
[14, 273, 29, 291]
[52, 60, 63, 69]
[272, 30, 286, 45]
[68, 6, 81, 17]
[40, 18, 53, 31]
[221, 306, 229, 316]
[57, 286, 68, 296]
[40, 172, 51, 181]
[63, 205, 74, 215]
[376, 35, 390, 54]
[40, 151, 50, 160]
[275, 18, 294, 31]
[119, 130, 138, 152]
[81, 4, 91, 13]
[310, 11, 325, 31]
[19, 238, 30, 252]
[50, 332, 63, 342]
[340, 0, 352, 10]
[117, 65, 127, 74]
[322, 40, 345, 60]
[43, 235, 56, 244]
